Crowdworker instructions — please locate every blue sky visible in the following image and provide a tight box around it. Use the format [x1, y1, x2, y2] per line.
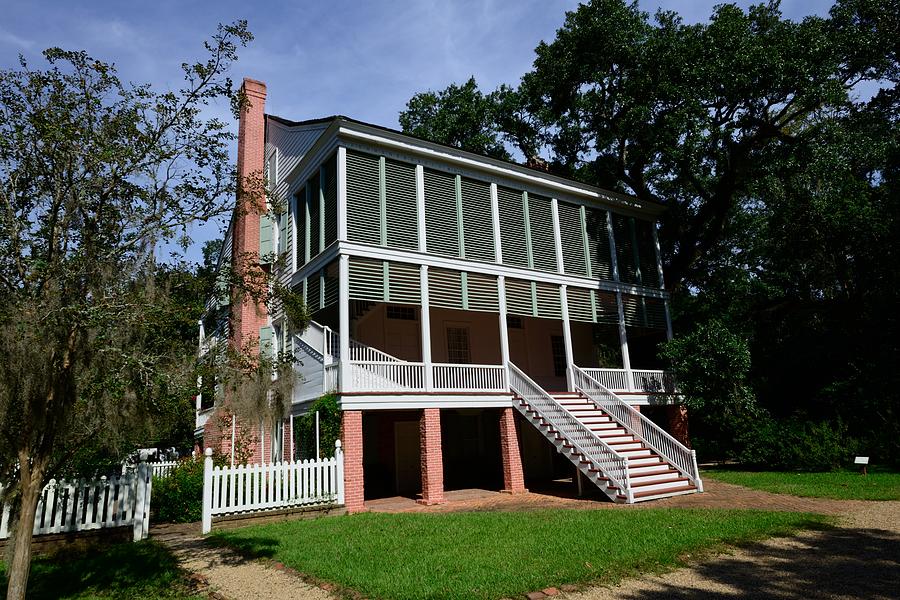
[1, 0, 835, 263]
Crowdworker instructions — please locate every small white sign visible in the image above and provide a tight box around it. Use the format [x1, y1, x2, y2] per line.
[854, 456, 869, 465]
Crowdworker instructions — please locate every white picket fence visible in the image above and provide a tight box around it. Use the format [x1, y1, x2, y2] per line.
[122, 460, 178, 479]
[0, 462, 152, 542]
[201, 440, 345, 533]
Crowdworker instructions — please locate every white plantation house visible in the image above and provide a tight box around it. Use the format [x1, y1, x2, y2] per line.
[197, 78, 700, 513]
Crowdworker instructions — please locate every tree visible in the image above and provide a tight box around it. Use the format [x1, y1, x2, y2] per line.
[0, 23, 252, 599]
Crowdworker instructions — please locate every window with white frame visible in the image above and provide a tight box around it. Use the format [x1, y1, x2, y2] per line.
[446, 326, 471, 364]
[272, 419, 283, 463]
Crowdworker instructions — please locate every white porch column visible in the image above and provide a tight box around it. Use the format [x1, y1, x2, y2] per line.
[338, 254, 350, 391]
[607, 211, 634, 390]
[420, 265, 433, 391]
[497, 275, 511, 379]
[651, 225, 674, 341]
[559, 285, 575, 391]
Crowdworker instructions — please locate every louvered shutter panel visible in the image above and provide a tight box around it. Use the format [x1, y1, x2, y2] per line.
[278, 209, 288, 255]
[346, 151, 381, 245]
[612, 213, 638, 284]
[504, 278, 534, 317]
[348, 257, 385, 302]
[584, 207, 612, 280]
[622, 294, 666, 329]
[558, 201, 588, 277]
[308, 176, 321, 258]
[466, 272, 499, 312]
[424, 169, 460, 257]
[634, 219, 658, 287]
[294, 189, 306, 267]
[323, 157, 338, 247]
[385, 159, 419, 250]
[567, 287, 595, 323]
[534, 282, 562, 319]
[528, 193, 557, 272]
[460, 177, 495, 262]
[428, 268, 464, 310]
[259, 214, 274, 261]
[596, 291, 619, 324]
[497, 186, 529, 268]
[322, 267, 339, 309]
[259, 326, 274, 357]
[306, 274, 321, 313]
[387, 261, 421, 305]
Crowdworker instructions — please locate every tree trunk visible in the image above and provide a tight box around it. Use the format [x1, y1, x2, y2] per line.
[5, 471, 43, 600]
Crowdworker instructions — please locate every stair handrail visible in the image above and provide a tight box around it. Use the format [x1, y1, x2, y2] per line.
[507, 362, 633, 501]
[349, 339, 402, 363]
[571, 365, 702, 491]
[302, 320, 404, 364]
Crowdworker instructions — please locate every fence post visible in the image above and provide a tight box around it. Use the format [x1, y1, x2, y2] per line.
[334, 440, 344, 506]
[201, 448, 213, 534]
[133, 456, 149, 541]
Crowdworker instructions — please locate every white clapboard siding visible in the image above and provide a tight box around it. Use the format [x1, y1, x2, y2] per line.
[202, 441, 345, 534]
[0, 464, 152, 542]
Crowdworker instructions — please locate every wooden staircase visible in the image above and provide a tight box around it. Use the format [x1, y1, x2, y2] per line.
[549, 392, 698, 501]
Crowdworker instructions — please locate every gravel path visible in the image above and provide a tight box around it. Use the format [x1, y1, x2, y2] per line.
[152, 523, 334, 600]
[563, 501, 900, 600]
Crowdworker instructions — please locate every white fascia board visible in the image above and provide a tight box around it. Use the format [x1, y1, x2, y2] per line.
[337, 241, 669, 300]
[339, 394, 515, 410]
[336, 125, 665, 218]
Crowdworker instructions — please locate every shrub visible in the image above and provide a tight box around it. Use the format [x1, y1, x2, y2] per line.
[152, 455, 213, 523]
[297, 393, 341, 459]
[738, 416, 857, 471]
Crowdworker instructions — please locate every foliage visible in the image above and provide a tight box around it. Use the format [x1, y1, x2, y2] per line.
[0, 21, 252, 600]
[0, 541, 202, 599]
[216, 509, 830, 599]
[297, 394, 341, 459]
[737, 417, 857, 471]
[703, 468, 900, 501]
[152, 456, 205, 524]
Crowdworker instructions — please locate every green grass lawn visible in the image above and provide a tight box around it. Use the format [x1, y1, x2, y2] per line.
[0, 540, 201, 600]
[703, 469, 900, 501]
[214, 508, 829, 600]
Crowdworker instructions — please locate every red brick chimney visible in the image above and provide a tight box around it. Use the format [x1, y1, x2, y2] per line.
[230, 78, 268, 352]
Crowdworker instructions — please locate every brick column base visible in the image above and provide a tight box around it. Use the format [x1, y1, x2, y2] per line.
[499, 408, 527, 494]
[666, 404, 691, 448]
[341, 410, 366, 513]
[418, 408, 445, 505]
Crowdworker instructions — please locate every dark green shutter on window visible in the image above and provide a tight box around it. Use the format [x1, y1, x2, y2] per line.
[384, 158, 419, 250]
[460, 177, 495, 263]
[528, 193, 557, 272]
[322, 156, 338, 248]
[346, 151, 381, 245]
[259, 214, 273, 260]
[558, 201, 588, 277]
[424, 168, 460, 257]
[585, 207, 613, 281]
[498, 186, 529, 268]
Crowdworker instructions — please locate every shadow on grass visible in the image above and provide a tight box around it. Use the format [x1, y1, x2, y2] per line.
[206, 533, 280, 561]
[2, 541, 194, 599]
[613, 524, 900, 599]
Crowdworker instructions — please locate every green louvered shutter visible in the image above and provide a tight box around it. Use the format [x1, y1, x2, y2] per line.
[460, 177, 495, 263]
[348, 257, 385, 302]
[259, 214, 274, 262]
[322, 262, 339, 309]
[259, 325, 274, 357]
[466, 272, 499, 312]
[346, 151, 381, 245]
[622, 294, 666, 329]
[498, 186, 529, 268]
[612, 213, 639, 284]
[597, 291, 619, 324]
[306, 274, 321, 313]
[558, 201, 588, 277]
[385, 159, 419, 250]
[424, 168, 460, 257]
[528, 193, 557, 272]
[428, 268, 464, 310]
[504, 278, 534, 317]
[387, 262, 421, 305]
[634, 219, 658, 287]
[567, 287, 595, 323]
[322, 157, 338, 247]
[278, 209, 288, 255]
[308, 175, 321, 258]
[585, 207, 613, 280]
[294, 188, 306, 268]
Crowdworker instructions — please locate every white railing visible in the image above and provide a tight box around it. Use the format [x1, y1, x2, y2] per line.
[508, 362, 632, 502]
[201, 441, 344, 533]
[571, 366, 701, 491]
[324, 363, 340, 391]
[349, 340, 401, 363]
[582, 368, 676, 393]
[1, 464, 152, 542]
[432, 364, 507, 392]
[344, 361, 426, 392]
[149, 461, 179, 479]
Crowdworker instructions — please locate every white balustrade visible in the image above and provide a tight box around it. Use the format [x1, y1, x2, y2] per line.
[582, 368, 676, 393]
[344, 361, 426, 392]
[432, 364, 507, 392]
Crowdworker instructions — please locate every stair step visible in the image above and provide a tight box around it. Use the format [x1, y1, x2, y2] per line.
[630, 477, 691, 492]
[628, 469, 680, 483]
[590, 427, 628, 437]
[618, 448, 654, 458]
[628, 461, 668, 473]
[633, 484, 697, 500]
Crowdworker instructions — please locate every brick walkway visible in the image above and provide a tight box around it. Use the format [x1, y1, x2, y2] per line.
[366, 478, 854, 515]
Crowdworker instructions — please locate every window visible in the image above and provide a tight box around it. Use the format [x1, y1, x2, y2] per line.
[387, 305, 416, 321]
[272, 419, 283, 463]
[551, 335, 567, 377]
[446, 327, 471, 364]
